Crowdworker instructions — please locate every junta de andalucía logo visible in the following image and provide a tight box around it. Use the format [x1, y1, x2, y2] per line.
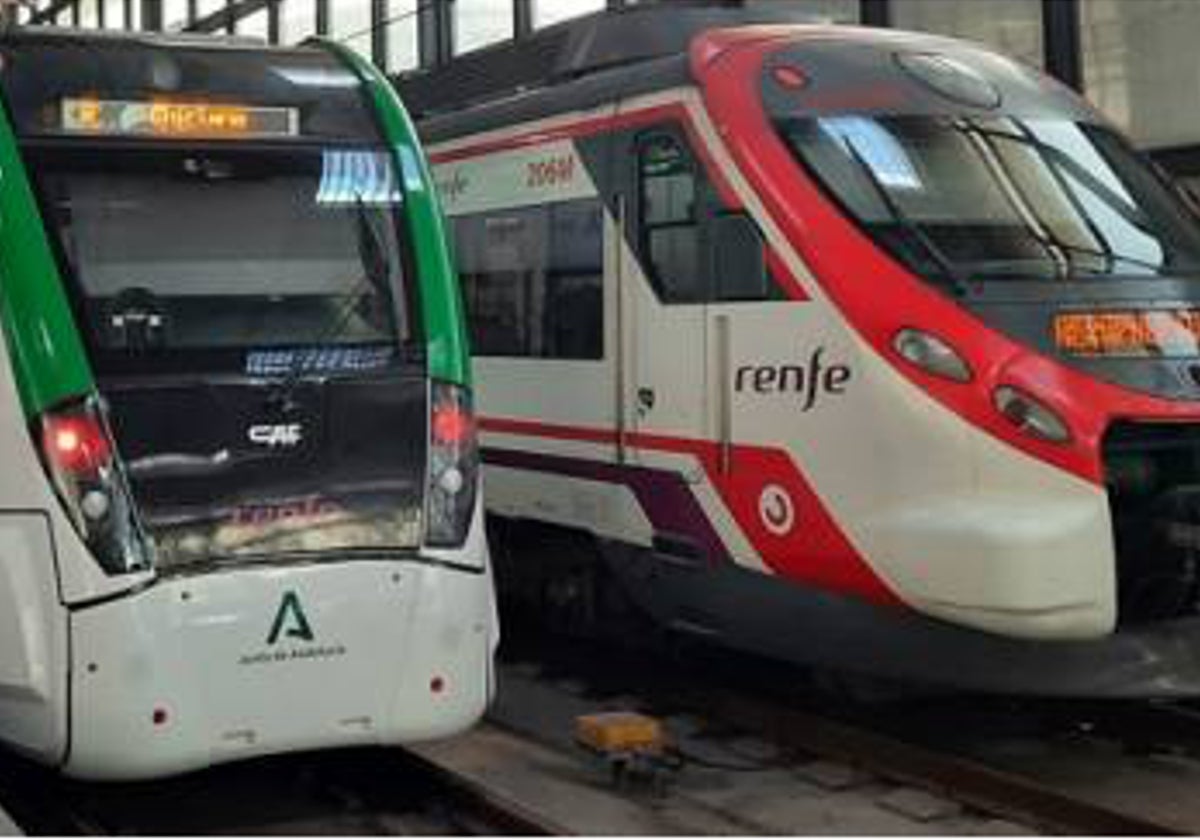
[267, 590, 315, 644]
[238, 591, 346, 666]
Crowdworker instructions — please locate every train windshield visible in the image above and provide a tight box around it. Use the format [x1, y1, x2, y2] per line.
[1, 39, 436, 571]
[26, 143, 411, 373]
[778, 114, 1200, 285]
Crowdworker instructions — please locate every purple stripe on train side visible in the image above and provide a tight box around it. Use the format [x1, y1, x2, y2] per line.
[481, 447, 731, 564]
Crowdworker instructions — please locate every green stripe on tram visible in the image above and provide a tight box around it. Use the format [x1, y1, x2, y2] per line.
[0, 100, 94, 418]
[321, 41, 474, 389]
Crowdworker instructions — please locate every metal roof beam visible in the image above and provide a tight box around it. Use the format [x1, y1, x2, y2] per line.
[28, 0, 74, 25]
[185, 0, 272, 33]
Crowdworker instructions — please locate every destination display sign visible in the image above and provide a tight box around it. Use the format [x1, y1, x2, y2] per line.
[1054, 309, 1200, 357]
[60, 98, 300, 139]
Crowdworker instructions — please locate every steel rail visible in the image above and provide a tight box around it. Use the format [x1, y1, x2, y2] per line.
[689, 686, 1183, 836]
[510, 632, 1188, 836]
[398, 747, 569, 836]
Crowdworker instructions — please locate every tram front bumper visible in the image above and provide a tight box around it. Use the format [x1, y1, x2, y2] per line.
[64, 557, 495, 781]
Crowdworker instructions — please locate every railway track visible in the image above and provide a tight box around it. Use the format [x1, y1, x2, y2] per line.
[0, 744, 559, 836]
[5, 640, 1200, 835]
[688, 684, 1180, 835]
[496, 625, 1200, 835]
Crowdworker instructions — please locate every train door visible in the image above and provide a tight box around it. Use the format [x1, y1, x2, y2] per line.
[622, 123, 714, 478]
[617, 110, 775, 566]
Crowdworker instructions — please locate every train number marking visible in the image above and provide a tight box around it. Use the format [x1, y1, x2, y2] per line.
[526, 155, 576, 189]
[759, 485, 796, 536]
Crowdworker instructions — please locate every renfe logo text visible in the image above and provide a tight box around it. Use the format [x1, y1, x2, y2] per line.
[735, 347, 852, 412]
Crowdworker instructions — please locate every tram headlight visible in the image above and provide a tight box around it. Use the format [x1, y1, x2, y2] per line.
[425, 382, 479, 548]
[893, 328, 973, 383]
[37, 396, 153, 575]
[993, 386, 1072, 444]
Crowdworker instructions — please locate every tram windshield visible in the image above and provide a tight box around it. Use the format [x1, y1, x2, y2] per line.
[0, 37, 435, 572]
[26, 143, 411, 372]
[778, 114, 1200, 286]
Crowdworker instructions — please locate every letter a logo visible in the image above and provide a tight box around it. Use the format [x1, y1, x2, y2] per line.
[267, 591, 314, 645]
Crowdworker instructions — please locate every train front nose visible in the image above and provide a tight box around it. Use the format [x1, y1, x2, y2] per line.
[64, 561, 493, 780]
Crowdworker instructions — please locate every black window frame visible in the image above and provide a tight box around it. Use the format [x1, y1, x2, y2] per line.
[453, 197, 605, 361]
[635, 126, 709, 304]
[633, 123, 775, 304]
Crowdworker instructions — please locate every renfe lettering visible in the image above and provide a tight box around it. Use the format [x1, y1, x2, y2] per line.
[735, 347, 852, 412]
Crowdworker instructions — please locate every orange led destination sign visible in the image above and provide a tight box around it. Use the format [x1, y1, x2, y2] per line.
[60, 98, 300, 139]
[1054, 310, 1200, 358]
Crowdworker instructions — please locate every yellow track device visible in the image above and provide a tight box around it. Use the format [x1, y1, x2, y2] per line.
[575, 712, 667, 756]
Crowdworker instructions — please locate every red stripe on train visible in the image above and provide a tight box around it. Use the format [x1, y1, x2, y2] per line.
[480, 416, 900, 606]
[427, 98, 811, 301]
[430, 103, 689, 164]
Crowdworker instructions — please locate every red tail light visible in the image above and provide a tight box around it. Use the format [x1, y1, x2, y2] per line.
[432, 402, 474, 446]
[43, 413, 112, 475]
[37, 398, 152, 575]
[426, 382, 479, 548]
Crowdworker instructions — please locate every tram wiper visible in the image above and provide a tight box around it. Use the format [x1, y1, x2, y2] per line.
[841, 141, 971, 297]
[268, 196, 391, 408]
[355, 195, 391, 298]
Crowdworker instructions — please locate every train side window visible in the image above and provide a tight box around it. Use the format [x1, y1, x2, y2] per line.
[452, 198, 603, 360]
[638, 133, 705, 303]
[453, 212, 530, 356]
[543, 200, 603, 359]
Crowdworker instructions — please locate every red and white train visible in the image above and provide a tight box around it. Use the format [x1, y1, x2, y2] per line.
[408, 7, 1200, 695]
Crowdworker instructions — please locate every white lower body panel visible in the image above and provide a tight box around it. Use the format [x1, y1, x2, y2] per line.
[0, 513, 67, 765]
[66, 559, 494, 780]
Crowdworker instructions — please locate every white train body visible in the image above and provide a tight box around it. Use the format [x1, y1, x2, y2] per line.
[417, 11, 1200, 696]
[434, 97, 1111, 641]
[0, 31, 495, 778]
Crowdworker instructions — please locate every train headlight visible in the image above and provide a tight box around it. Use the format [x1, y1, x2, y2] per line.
[993, 386, 1072, 444]
[80, 488, 112, 521]
[425, 382, 479, 548]
[438, 466, 465, 495]
[893, 328, 972, 382]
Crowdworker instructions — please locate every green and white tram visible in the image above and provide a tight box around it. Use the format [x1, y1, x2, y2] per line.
[0, 29, 494, 780]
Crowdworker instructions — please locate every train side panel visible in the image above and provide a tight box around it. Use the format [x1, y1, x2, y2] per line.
[0, 337, 69, 764]
[431, 86, 1115, 644]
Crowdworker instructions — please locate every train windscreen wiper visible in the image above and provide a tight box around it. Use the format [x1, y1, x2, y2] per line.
[269, 196, 392, 405]
[969, 243, 1191, 279]
[972, 126, 1158, 241]
[841, 140, 971, 297]
[1049, 240, 1194, 275]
